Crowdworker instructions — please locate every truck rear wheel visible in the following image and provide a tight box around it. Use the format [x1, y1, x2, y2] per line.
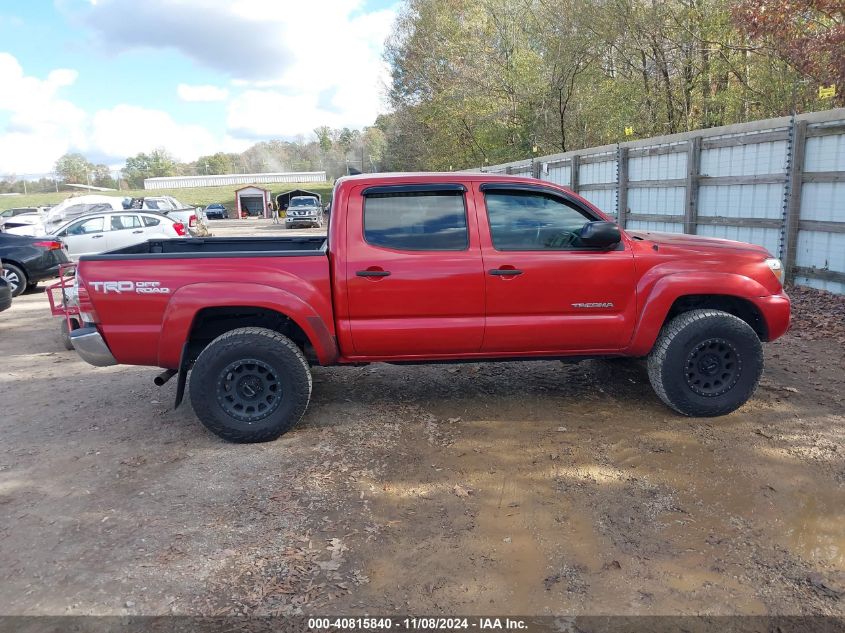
[647, 309, 763, 417]
[189, 327, 312, 443]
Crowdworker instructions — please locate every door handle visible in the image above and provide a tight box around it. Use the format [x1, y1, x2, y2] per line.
[132, 230, 144, 234]
[92, 234, 104, 239]
[356, 270, 391, 277]
[489, 268, 523, 276]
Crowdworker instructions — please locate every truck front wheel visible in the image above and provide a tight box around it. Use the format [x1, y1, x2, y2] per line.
[647, 309, 763, 417]
[189, 327, 312, 443]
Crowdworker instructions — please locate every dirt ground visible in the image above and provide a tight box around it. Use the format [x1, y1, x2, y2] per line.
[0, 220, 843, 617]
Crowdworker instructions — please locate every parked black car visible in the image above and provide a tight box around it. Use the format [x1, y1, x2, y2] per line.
[0, 234, 69, 297]
[0, 260, 11, 312]
[204, 203, 228, 219]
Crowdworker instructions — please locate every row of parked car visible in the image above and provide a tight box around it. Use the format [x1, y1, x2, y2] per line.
[0, 194, 210, 301]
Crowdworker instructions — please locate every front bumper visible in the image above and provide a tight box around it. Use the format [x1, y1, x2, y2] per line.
[70, 326, 118, 367]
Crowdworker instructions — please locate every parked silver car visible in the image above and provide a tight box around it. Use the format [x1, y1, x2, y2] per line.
[285, 196, 324, 229]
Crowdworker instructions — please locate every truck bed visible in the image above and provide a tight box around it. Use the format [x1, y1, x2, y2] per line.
[80, 236, 327, 260]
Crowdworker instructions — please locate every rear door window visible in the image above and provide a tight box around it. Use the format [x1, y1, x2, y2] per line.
[363, 190, 468, 251]
[111, 214, 142, 230]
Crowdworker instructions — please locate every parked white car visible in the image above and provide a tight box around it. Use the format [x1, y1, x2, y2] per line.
[125, 196, 208, 236]
[51, 211, 188, 260]
[44, 195, 125, 233]
[0, 212, 47, 236]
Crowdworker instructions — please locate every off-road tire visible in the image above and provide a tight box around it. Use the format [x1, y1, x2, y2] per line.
[647, 309, 763, 417]
[2, 263, 27, 297]
[189, 327, 312, 443]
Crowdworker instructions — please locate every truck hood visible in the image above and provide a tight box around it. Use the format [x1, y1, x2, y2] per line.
[626, 230, 770, 256]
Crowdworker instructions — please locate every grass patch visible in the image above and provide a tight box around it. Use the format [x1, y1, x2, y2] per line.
[0, 181, 336, 212]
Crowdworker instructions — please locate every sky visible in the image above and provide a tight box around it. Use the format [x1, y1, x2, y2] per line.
[0, 0, 399, 175]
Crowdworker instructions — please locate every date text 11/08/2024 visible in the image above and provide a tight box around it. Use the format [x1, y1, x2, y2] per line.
[307, 617, 528, 630]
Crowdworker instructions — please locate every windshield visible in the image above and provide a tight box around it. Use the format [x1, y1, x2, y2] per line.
[290, 198, 316, 207]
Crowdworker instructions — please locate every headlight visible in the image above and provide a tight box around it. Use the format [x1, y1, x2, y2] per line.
[765, 258, 784, 285]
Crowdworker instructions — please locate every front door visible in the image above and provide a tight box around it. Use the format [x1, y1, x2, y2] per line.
[343, 183, 485, 357]
[476, 184, 637, 353]
[60, 215, 107, 260]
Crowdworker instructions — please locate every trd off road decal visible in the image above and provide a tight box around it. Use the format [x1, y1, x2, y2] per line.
[89, 281, 171, 294]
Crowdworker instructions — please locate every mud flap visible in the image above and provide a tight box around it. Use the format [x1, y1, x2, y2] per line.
[174, 343, 189, 409]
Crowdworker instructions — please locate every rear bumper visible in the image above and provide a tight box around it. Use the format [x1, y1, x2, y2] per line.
[752, 290, 791, 341]
[70, 326, 118, 366]
[27, 250, 70, 282]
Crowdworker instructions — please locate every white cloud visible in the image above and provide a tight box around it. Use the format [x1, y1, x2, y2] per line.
[2, 1, 398, 173]
[91, 105, 220, 159]
[78, 0, 292, 79]
[0, 54, 239, 174]
[177, 83, 229, 102]
[78, 0, 398, 138]
[0, 53, 86, 174]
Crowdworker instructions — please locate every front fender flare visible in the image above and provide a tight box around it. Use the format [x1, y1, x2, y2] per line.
[626, 272, 772, 356]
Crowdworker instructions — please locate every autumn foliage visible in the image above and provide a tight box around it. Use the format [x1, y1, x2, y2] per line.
[732, 0, 844, 102]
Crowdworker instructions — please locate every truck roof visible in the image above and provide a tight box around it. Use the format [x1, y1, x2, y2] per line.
[337, 172, 543, 186]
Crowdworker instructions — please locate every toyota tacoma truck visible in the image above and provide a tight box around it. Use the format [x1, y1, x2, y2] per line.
[67, 173, 790, 443]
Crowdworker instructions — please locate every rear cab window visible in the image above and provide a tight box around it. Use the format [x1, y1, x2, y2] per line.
[363, 185, 468, 251]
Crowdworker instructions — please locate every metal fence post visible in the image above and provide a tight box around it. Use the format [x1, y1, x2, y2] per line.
[783, 120, 807, 282]
[570, 155, 580, 194]
[683, 137, 702, 234]
[617, 147, 629, 228]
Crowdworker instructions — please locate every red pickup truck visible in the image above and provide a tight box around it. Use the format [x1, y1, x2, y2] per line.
[68, 173, 790, 443]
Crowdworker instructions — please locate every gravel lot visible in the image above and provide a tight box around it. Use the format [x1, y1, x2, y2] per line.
[1, 219, 843, 616]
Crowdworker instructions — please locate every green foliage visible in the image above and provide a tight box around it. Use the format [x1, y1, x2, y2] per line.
[382, 0, 841, 170]
[54, 153, 93, 184]
[123, 148, 177, 188]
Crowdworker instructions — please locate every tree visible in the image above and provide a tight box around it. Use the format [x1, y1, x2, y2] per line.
[732, 0, 844, 106]
[55, 153, 93, 184]
[314, 126, 333, 154]
[122, 148, 177, 188]
[91, 164, 114, 188]
[195, 152, 237, 175]
[380, 0, 837, 171]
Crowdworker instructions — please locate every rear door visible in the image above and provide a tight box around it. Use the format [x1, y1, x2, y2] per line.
[476, 183, 637, 353]
[107, 213, 146, 250]
[343, 183, 485, 357]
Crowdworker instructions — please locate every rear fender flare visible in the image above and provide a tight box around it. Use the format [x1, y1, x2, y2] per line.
[157, 282, 338, 368]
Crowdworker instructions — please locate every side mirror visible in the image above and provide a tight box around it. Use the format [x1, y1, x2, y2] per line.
[579, 221, 621, 248]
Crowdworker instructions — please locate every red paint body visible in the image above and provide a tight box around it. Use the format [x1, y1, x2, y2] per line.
[76, 173, 790, 369]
